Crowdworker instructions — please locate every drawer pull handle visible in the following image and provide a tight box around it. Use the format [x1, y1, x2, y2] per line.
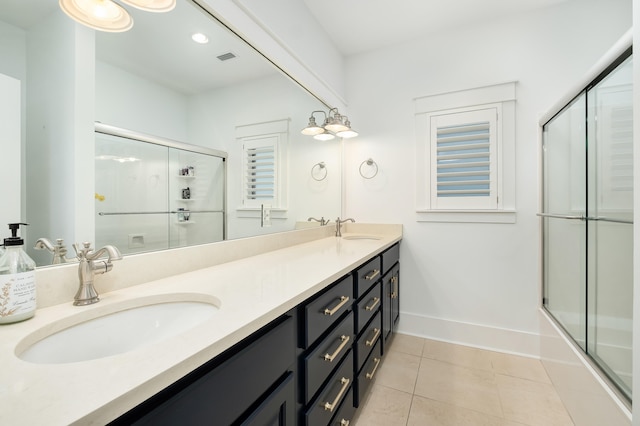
[391, 276, 399, 298]
[366, 328, 381, 346]
[324, 296, 350, 316]
[340, 420, 350, 426]
[324, 335, 350, 362]
[365, 297, 380, 311]
[366, 357, 381, 380]
[323, 377, 350, 412]
[365, 269, 380, 281]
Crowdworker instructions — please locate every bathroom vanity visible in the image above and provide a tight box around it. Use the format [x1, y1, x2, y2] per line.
[112, 241, 401, 425]
[0, 224, 401, 425]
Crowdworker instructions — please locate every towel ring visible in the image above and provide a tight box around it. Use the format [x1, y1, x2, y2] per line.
[311, 162, 328, 181]
[359, 158, 378, 179]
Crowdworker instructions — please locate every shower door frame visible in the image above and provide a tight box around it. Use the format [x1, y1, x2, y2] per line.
[95, 122, 228, 244]
[538, 34, 633, 407]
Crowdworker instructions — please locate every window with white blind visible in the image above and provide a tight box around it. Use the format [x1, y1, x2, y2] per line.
[242, 135, 280, 208]
[430, 107, 499, 210]
[415, 82, 516, 223]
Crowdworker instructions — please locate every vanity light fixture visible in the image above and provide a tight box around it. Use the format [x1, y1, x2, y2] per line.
[59, 0, 175, 33]
[301, 108, 358, 140]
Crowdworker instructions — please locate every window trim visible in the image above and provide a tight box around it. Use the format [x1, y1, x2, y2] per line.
[415, 82, 517, 224]
[235, 119, 289, 218]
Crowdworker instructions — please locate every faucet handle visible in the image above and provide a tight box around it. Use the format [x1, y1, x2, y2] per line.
[72, 242, 93, 258]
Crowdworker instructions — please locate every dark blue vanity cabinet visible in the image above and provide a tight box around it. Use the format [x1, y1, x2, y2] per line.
[297, 274, 354, 426]
[110, 242, 400, 426]
[381, 244, 400, 352]
[111, 313, 297, 426]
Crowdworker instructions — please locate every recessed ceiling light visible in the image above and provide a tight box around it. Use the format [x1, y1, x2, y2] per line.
[191, 33, 209, 44]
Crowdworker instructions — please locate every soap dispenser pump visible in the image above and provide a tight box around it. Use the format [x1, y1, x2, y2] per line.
[0, 223, 37, 324]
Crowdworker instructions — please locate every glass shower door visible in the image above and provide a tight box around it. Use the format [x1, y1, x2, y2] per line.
[542, 50, 633, 402]
[542, 93, 588, 349]
[95, 134, 170, 254]
[586, 55, 633, 397]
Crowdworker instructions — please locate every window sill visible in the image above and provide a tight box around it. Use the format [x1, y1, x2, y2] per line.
[416, 209, 516, 224]
[236, 207, 288, 219]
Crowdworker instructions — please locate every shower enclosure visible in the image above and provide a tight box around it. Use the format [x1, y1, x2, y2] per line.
[541, 48, 633, 402]
[94, 124, 227, 255]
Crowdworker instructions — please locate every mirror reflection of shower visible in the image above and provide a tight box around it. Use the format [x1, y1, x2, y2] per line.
[94, 124, 226, 256]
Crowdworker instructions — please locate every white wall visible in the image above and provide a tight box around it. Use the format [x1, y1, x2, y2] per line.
[342, 0, 631, 354]
[187, 73, 342, 239]
[25, 12, 95, 265]
[199, 0, 346, 110]
[0, 74, 21, 230]
[95, 61, 189, 141]
[232, 0, 347, 106]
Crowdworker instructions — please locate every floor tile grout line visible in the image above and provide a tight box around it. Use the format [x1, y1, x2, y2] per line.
[377, 335, 576, 426]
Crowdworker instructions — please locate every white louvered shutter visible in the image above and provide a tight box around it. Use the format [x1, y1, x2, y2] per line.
[243, 136, 278, 206]
[430, 107, 499, 209]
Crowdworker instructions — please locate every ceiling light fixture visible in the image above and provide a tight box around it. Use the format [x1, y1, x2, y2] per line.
[301, 108, 358, 140]
[119, 0, 176, 12]
[59, 0, 175, 33]
[191, 32, 209, 44]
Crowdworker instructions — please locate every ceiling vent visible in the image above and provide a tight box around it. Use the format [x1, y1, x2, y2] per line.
[217, 52, 236, 61]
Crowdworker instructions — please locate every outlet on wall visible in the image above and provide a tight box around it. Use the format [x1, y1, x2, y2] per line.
[128, 233, 145, 248]
[261, 204, 271, 227]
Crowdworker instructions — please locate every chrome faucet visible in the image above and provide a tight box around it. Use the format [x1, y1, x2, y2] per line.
[72, 242, 122, 306]
[308, 217, 330, 226]
[335, 217, 355, 237]
[34, 238, 72, 264]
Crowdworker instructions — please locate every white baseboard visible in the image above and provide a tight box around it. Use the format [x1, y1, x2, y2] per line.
[398, 311, 540, 357]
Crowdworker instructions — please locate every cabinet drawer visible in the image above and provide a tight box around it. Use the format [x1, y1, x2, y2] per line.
[354, 256, 381, 298]
[356, 311, 382, 373]
[381, 243, 399, 275]
[128, 315, 295, 425]
[303, 275, 353, 348]
[355, 339, 382, 408]
[355, 281, 381, 334]
[329, 387, 356, 426]
[303, 311, 354, 404]
[305, 351, 354, 426]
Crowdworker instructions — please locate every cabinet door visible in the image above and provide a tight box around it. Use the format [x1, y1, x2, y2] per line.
[391, 264, 400, 331]
[382, 264, 400, 352]
[240, 372, 295, 426]
[382, 269, 393, 348]
[120, 315, 295, 425]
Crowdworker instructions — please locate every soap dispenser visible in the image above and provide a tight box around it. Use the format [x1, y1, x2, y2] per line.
[0, 223, 36, 324]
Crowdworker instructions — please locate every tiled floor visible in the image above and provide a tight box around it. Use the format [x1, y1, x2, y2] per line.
[353, 334, 574, 426]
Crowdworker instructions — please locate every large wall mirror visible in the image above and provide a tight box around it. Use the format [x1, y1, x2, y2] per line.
[0, 0, 342, 267]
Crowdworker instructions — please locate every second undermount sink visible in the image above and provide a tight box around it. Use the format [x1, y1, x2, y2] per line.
[17, 295, 220, 364]
[342, 235, 382, 240]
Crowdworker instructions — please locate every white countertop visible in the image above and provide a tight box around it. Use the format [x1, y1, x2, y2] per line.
[0, 230, 401, 425]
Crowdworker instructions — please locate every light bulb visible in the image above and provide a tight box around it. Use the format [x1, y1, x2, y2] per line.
[59, 0, 133, 32]
[313, 131, 335, 141]
[120, 0, 176, 12]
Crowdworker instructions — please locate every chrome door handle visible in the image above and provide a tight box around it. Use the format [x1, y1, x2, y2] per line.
[536, 213, 584, 220]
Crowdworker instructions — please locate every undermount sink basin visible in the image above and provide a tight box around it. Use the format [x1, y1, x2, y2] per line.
[342, 235, 382, 240]
[17, 296, 219, 364]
